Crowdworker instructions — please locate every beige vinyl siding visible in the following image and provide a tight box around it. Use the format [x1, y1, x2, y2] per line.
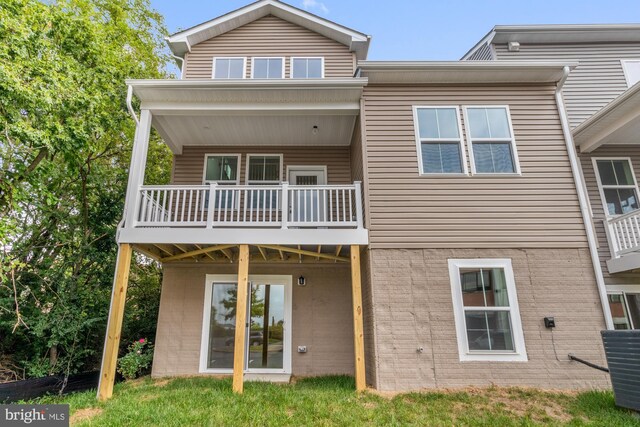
[172, 146, 352, 185]
[183, 15, 355, 79]
[350, 117, 363, 183]
[466, 42, 494, 61]
[362, 84, 588, 249]
[580, 145, 640, 286]
[493, 43, 640, 128]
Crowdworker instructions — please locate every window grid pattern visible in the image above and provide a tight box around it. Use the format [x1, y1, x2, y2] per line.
[414, 107, 465, 175]
[465, 107, 518, 174]
[595, 159, 640, 216]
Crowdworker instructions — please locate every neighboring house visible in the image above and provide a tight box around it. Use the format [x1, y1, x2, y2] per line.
[464, 25, 640, 331]
[97, 1, 615, 399]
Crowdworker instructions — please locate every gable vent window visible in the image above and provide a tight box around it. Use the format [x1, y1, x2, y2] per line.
[213, 58, 245, 79]
[291, 58, 323, 78]
[252, 58, 284, 79]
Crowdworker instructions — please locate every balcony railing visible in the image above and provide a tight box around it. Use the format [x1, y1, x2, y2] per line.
[606, 209, 640, 258]
[133, 182, 363, 230]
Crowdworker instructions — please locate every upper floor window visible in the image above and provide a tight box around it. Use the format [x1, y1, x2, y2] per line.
[413, 106, 466, 175]
[251, 58, 284, 79]
[622, 60, 640, 87]
[204, 154, 240, 184]
[212, 58, 245, 79]
[448, 259, 527, 362]
[464, 106, 520, 175]
[291, 57, 324, 78]
[594, 158, 639, 216]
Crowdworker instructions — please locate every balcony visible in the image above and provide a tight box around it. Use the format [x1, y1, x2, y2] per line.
[605, 209, 640, 273]
[117, 182, 367, 246]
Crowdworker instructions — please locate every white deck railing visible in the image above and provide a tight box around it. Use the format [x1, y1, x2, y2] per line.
[134, 182, 363, 229]
[606, 209, 640, 258]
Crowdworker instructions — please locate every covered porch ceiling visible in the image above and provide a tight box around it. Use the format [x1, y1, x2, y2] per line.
[133, 243, 351, 264]
[127, 79, 366, 154]
[573, 83, 640, 153]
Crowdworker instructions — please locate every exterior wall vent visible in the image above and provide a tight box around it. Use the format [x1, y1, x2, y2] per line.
[601, 330, 640, 412]
[508, 41, 520, 52]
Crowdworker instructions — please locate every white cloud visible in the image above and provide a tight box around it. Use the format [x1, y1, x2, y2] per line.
[302, 0, 329, 14]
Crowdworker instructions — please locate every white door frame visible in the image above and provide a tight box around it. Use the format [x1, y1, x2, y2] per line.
[286, 165, 327, 184]
[199, 274, 292, 375]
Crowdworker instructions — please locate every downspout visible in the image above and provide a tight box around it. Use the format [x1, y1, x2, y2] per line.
[555, 66, 613, 330]
[171, 55, 185, 79]
[119, 85, 140, 233]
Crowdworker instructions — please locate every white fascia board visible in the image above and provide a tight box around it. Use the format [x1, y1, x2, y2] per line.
[117, 227, 369, 245]
[167, 0, 369, 58]
[126, 78, 368, 91]
[492, 24, 640, 44]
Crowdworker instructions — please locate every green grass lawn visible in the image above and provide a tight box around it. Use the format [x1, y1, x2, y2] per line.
[36, 375, 639, 426]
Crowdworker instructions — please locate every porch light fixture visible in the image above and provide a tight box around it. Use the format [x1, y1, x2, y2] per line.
[312, 125, 319, 135]
[298, 276, 306, 286]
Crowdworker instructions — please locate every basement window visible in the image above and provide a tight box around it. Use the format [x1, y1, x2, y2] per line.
[413, 106, 467, 175]
[448, 259, 527, 362]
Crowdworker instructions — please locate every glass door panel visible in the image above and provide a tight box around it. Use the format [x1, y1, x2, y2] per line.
[206, 283, 238, 370]
[288, 168, 326, 223]
[247, 282, 285, 370]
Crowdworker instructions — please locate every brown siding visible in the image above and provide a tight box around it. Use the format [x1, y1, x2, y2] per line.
[362, 84, 588, 249]
[368, 248, 609, 391]
[493, 42, 640, 128]
[183, 15, 355, 79]
[152, 263, 355, 377]
[173, 145, 352, 185]
[580, 145, 640, 285]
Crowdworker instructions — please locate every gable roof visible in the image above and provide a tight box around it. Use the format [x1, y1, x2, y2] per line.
[463, 24, 640, 60]
[166, 0, 371, 60]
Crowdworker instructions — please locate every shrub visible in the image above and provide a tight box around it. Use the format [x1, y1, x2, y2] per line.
[117, 339, 154, 380]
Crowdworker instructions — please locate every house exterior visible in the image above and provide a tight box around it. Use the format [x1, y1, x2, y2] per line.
[464, 25, 640, 331]
[98, 1, 616, 399]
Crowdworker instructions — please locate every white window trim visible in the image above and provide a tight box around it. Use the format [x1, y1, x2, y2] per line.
[621, 59, 640, 88]
[607, 287, 640, 329]
[250, 57, 285, 79]
[592, 157, 640, 218]
[412, 106, 468, 176]
[448, 258, 527, 362]
[202, 153, 242, 184]
[199, 274, 293, 375]
[211, 57, 247, 79]
[245, 153, 284, 184]
[462, 105, 522, 176]
[289, 57, 325, 79]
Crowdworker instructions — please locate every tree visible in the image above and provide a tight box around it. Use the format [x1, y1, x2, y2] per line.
[0, 0, 172, 379]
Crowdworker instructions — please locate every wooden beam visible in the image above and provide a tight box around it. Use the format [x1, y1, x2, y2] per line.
[160, 244, 236, 262]
[194, 244, 217, 261]
[316, 245, 321, 261]
[221, 248, 234, 261]
[350, 245, 366, 392]
[298, 245, 302, 262]
[132, 245, 161, 261]
[154, 244, 174, 257]
[257, 246, 268, 261]
[278, 249, 285, 260]
[335, 245, 343, 257]
[257, 245, 349, 263]
[232, 244, 250, 394]
[97, 244, 132, 401]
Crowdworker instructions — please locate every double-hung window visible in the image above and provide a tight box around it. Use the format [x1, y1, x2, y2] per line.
[203, 154, 240, 208]
[291, 57, 323, 78]
[413, 106, 466, 174]
[212, 58, 245, 79]
[608, 291, 640, 330]
[251, 58, 284, 79]
[593, 158, 640, 216]
[448, 259, 527, 361]
[246, 155, 282, 208]
[465, 106, 520, 175]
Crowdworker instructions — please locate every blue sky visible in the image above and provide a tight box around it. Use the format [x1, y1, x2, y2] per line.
[152, 0, 640, 60]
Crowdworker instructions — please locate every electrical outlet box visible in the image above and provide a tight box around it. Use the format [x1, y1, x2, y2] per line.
[297, 345, 307, 353]
[544, 317, 556, 328]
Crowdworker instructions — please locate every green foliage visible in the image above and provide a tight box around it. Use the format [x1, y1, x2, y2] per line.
[0, 0, 171, 380]
[117, 338, 153, 380]
[37, 377, 640, 426]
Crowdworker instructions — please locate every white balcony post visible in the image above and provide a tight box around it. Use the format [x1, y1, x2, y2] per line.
[206, 182, 217, 229]
[605, 218, 620, 259]
[281, 182, 289, 229]
[354, 181, 364, 229]
[123, 109, 152, 229]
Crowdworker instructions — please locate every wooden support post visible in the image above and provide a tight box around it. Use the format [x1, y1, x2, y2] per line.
[97, 243, 133, 401]
[350, 245, 366, 392]
[232, 244, 250, 394]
